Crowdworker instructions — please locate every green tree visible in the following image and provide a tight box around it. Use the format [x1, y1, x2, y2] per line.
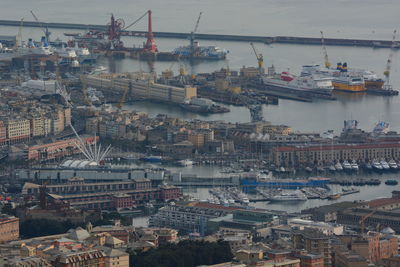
[129, 240, 233, 267]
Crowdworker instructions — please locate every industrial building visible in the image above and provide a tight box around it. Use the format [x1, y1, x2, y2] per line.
[17, 165, 165, 183]
[82, 73, 197, 104]
[22, 178, 182, 210]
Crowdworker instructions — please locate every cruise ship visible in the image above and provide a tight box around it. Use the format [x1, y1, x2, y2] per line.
[262, 71, 334, 96]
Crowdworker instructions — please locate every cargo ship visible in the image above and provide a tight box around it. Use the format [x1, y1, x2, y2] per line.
[262, 69, 334, 96]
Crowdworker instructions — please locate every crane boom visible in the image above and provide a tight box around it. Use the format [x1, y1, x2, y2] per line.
[30, 10, 50, 42]
[359, 209, 377, 234]
[250, 42, 264, 71]
[190, 12, 203, 56]
[193, 12, 203, 34]
[383, 30, 397, 90]
[320, 31, 331, 68]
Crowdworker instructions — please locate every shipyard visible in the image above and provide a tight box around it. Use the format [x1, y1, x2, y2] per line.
[1, 1, 400, 266]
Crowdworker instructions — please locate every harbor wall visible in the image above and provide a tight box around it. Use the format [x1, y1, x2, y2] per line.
[0, 20, 396, 48]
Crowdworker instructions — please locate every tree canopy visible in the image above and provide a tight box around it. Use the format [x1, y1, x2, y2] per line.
[129, 240, 233, 267]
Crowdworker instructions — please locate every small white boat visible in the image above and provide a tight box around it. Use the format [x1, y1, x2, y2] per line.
[242, 197, 250, 204]
[381, 160, 390, 171]
[335, 162, 343, 171]
[389, 160, 398, 170]
[342, 160, 352, 171]
[178, 159, 194, 167]
[372, 160, 383, 171]
[351, 160, 359, 171]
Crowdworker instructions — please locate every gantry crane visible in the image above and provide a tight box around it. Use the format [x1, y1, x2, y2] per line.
[383, 30, 397, 90]
[250, 42, 264, 73]
[30, 11, 51, 42]
[320, 31, 331, 69]
[189, 12, 203, 57]
[359, 209, 377, 234]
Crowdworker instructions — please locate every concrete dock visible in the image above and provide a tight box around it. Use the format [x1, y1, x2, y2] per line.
[0, 19, 397, 48]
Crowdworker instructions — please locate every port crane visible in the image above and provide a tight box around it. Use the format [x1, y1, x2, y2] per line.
[16, 18, 24, 48]
[250, 42, 264, 73]
[116, 87, 129, 109]
[359, 209, 378, 234]
[320, 31, 331, 68]
[122, 10, 157, 53]
[189, 12, 203, 57]
[383, 30, 397, 90]
[30, 11, 51, 42]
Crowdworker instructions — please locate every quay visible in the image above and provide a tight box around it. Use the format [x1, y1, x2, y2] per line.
[0, 19, 398, 48]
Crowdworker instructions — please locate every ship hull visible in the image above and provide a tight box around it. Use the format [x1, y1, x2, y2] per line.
[263, 78, 333, 96]
[365, 80, 384, 89]
[332, 81, 366, 92]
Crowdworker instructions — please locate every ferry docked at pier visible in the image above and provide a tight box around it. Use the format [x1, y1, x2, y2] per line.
[301, 63, 367, 92]
[262, 69, 334, 96]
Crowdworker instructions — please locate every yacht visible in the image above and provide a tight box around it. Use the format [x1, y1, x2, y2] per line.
[365, 162, 373, 171]
[342, 160, 352, 171]
[328, 165, 336, 172]
[270, 190, 307, 202]
[372, 160, 383, 171]
[351, 160, 359, 171]
[388, 160, 398, 171]
[335, 162, 343, 171]
[380, 160, 390, 171]
[242, 197, 250, 205]
[178, 159, 194, 167]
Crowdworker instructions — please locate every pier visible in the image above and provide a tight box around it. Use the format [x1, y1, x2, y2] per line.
[0, 19, 398, 48]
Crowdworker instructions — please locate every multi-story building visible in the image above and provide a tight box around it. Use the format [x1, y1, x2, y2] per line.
[30, 116, 51, 137]
[333, 248, 367, 267]
[27, 136, 98, 161]
[104, 248, 129, 267]
[0, 215, 19, 243]
[150, 202, 237, 235]
[287, 218, 344, 235]
[273, 142, 400, 166]
[50, 250, 105, 267]
[5, 118, 30, 144]
[188, 131, 205, 148]
[0, 121, 7, 145]
[292, 229, 332, 267]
